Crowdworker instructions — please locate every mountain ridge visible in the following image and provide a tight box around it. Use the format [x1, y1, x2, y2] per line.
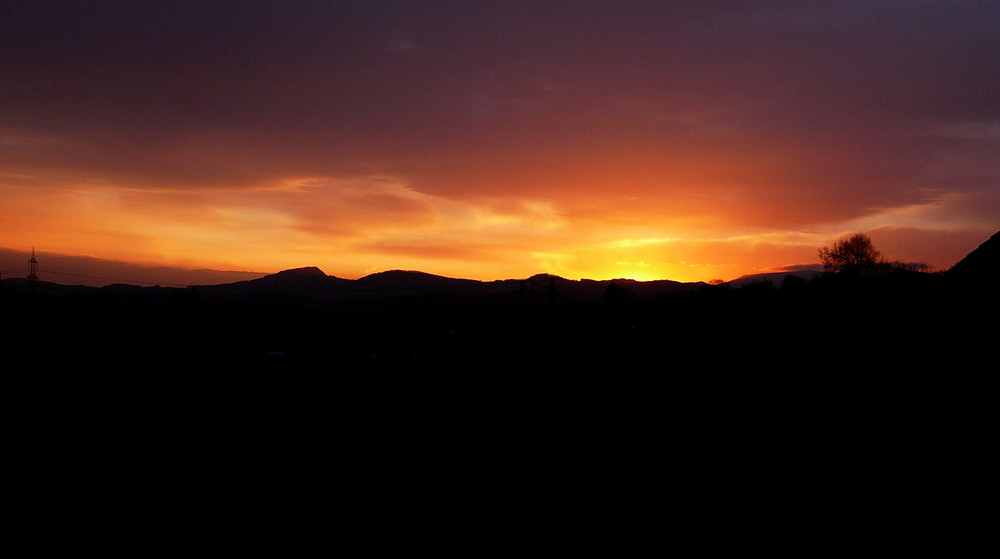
[187, 266, 707, 306]
[3, 230, 994, 373]
[4, 229, 995, 292]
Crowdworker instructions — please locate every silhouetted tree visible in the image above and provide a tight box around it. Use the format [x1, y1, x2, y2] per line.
[888, 260, 929, 272]
[819, 233, 884, 274]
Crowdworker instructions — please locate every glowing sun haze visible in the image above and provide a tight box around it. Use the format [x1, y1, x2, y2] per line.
[2, 2, 998, 283]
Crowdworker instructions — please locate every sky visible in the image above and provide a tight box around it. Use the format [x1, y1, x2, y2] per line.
[2, 1, 998, 284]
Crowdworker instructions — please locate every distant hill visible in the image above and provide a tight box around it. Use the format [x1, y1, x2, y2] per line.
[219, 266, 350, 291]
[355, 269, 486, 294]
[192, 267, 706, 306]
[4, 233, 995, 374]
[724, 269, 824, 289]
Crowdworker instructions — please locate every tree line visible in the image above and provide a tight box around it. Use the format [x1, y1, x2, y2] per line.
[818, 232, 928, 275]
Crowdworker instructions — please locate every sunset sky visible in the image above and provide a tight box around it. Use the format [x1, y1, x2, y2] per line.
[2, 1, 998, 284]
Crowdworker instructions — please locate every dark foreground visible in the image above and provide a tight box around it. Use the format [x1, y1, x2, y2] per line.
[4, 271, 993, 554]
[4, 270, 993, 395]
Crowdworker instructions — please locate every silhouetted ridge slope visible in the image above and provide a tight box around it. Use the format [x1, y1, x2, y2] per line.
[948, 230, 999, 283]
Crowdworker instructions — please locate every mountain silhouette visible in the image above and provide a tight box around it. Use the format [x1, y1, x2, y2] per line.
[244, 266, 348, 289]
[191, 267, 707, 306]
[178, 228, 1000, 301]
[4, 229, 995, 375]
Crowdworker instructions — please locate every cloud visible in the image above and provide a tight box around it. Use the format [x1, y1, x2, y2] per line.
[933, 121, 1000, 141]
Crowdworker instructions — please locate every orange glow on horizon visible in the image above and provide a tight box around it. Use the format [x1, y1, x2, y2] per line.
[0, 169, 992, 285]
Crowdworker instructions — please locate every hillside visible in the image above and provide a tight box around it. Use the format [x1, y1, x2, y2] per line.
[947, 230, 1000, 285]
